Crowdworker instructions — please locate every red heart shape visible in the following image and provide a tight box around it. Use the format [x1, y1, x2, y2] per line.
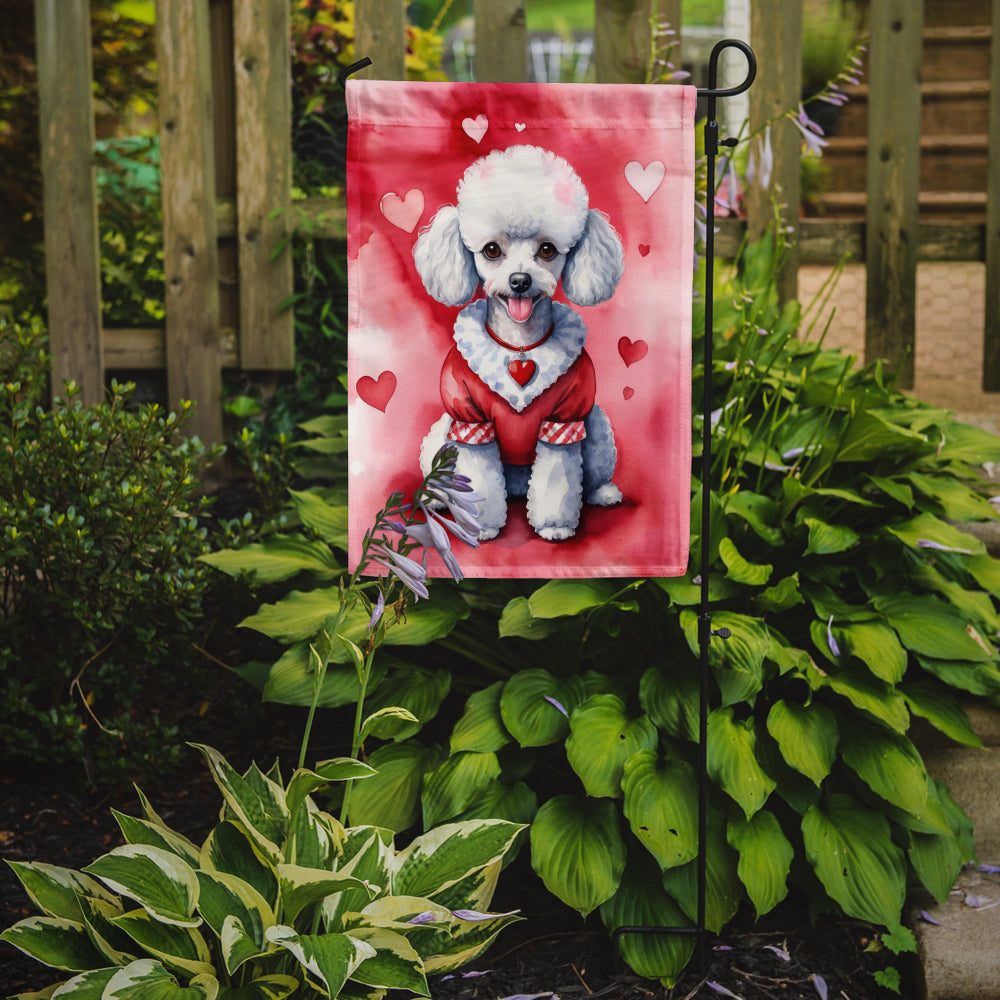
[508, 359, 536, 387]
[623, 386, 635, 400]
[638, 244, 650, 257]
[357, 371, 397, 412]
[618, 337, 649, 368]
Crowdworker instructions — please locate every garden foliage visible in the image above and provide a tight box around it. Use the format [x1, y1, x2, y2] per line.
[1, 744, 524, 999]
[205, 232, 1000, 984]
[0, 317, 219, 782]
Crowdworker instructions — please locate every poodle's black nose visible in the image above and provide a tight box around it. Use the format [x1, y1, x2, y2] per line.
[509, 273, 532, 294]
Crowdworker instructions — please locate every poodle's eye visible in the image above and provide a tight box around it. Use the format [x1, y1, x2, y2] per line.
[537, 241, 558, 261]
[482, 242, 503, 261]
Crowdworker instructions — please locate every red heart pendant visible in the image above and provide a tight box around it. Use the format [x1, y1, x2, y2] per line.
[508, 359, 536, 387]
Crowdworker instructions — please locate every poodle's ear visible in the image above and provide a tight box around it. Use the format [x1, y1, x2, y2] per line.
[413, 205, 479, 306]
[561, 209, 625, 306]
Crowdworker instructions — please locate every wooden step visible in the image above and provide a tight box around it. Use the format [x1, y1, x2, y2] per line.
[813, 190, 987, 222]
[922, 25, 993, 83]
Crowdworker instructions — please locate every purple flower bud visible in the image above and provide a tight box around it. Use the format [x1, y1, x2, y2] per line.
[827, 616, 841, 658]
[544, 695, 569, 718]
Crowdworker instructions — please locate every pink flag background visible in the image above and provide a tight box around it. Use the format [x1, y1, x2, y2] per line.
[347, 80, 696, 578]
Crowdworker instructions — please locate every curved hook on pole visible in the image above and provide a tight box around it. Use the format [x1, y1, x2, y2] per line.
[337, 56, 373, 90]
[697, 38, 756, 99]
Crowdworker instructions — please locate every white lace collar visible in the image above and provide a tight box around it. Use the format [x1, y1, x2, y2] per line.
[452, 299, 588, 412]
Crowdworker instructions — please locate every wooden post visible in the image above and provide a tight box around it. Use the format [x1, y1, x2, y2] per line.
[474, 0, 527, 82]
[746, 0, 801, 305]
[34, 0, 104, 405]
[354, 0, 406, 81]
[594, 0, 652, 84]
[233, 0, 294, 369]
[983, 0, 1000, 390]
[157, 0, 223, 444]
[864, 0, 923, 389]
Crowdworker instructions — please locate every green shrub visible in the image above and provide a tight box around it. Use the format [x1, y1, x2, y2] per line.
[0, 317, 220, 783]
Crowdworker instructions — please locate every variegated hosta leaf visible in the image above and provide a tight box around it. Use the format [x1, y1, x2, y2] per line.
[200, 822, 278, 910]
[77, 894, 136, 966]
[727, 810, 793, 917]
[621, 751, 699, 871]
[838, 718, 929, 817]
[499, 670, 585, 747]
[450, 682, 511, 754]
[347, 740, 442, 833]
[765, 700, 838, 786]
[276, 864, 376, 925]
[0, 916, 107, 972]
[265, 925, 376, 998]
[214, 974, 299, 1000]
[195, 871, 274, 974]
[83, 846, 200, 928]
[112, 811, 202, 868]
[599, 854, 694, 987]
[344, 926, 429, 995]
[102, 958, 218, 999]
[4, 861, 118, 922]
[421, 751, 501, 829]
[802, 793, 906, 926]
[707, 707, 776, 819]
[421, 859, 501, 916]
[45, 966, 118, 997]
[323, 829, 393, 931]
[288, 801, 343, 870]
[529, 795, 626, 917]
[285, 760, 375, 823]
[191, 746, 288, 863]
[565, 695, 658, 799]
[110, 908, 214, 979]
[391, 820, 524, 901]
[421, 906, 522, 975]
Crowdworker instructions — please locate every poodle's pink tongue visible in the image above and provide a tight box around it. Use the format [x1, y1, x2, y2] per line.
[506, 296, 533, 323]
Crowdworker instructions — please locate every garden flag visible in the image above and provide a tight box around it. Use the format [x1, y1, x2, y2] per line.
[347, 80, 696, 578]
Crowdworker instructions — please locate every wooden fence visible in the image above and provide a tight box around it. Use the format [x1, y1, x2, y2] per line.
[33, 0, 1000, 444]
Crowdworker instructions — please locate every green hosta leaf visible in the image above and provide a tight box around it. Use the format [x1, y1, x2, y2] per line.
[966, 553, 1000, 597]
[200, 535, 341, 583]
[707, 708, 776, 818]
[724, 490, 784, 545]
[680, 610, 770, 706]
[83, 846, 200, 928]
[755, 573, 804, 614]
[874, 593, 995, 662]
[4, 862, 118, 923]
[347, 740, 442, 832]
[103, 959, 218, 1000]
[765, 700, 838, 786]
[191, 746, 287, 863]
[621, 751, 699, 871]
[802, 517, 859, 556]
[639, 664, 698, 743]
[277, 865, 374, 925]
[909, 827, 965, 905]
[393, 820, 524, 901]
[839, 718, 929, 816]
[835, 410, 927, 463]
[453, 779, 538, 827]
[901, 680, 982, 748]
[450, 682, 511, 754]
[111, 908, 214, 978]
[216, 975, 299, 1000]
[260, 643, 387, 709]
[836, 621, 907, 684]
[421, 751, 502, 828]
[362, 667, 451, 740]
[359, 706, 421, 742]
[285, 759, 376, 822]
[195, 871, 273, 974]
[0, 916, 107, 971]
[911, 562, 1000, 633]
[802, 793, 906, 926]
[200, 822, 278, 910]
[499, 670, 584, 747]
[885, 512, 985, 556]
[866, 474, 914, 509]
[661, 810, 741, 933]
[112, 812, 201, 868]
[599, 853, 694, 987]
[288, 489, 349, 546]
[916, 655, 1000, 697]
[265, 926, 375, 997]
[497, 596, 564, 639]
[727, 811, 793, 918]
[935, 421, 1000, 464]
[527, 579, 617, 618]
[906, 472, 998, 522]
[655, 573, 737, 606]
[346, 926, 428, 994]
[529, 795, 626, 917]
[566, 695, 658, 798]
[718, 537, 772, 585]
[807, 660, 910, 732]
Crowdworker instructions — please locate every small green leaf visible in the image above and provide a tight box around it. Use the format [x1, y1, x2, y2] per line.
[727, 811, 793, 917]
[803, 517, 859, 555]
[200, 535, 341, 584]
[765, 700, 838, 786]
[450, 682, 511, 754]
[288, 489, 348, 546]
[527, 579, 617, 618]
[707, 707, 776, 818]
[718, 537, 773, 585]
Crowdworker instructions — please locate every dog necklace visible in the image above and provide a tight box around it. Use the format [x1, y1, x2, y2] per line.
[486, 323, 554, 388]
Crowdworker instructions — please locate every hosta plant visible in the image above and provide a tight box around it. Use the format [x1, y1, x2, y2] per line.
[1, 744, 523, 999]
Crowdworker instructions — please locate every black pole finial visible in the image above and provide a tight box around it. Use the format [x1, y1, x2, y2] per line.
[338, 56, 373, 90]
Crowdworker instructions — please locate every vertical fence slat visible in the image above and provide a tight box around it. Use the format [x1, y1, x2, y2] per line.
[34, 0, 103, 405]
[864, 0, 923, 389]
[594, 0, 651, 84]
[660, 0, 682, 69]
[746, 0, 801, 304]
[157, 0, 223, 445]
[355, 0, 406, 81]
[474, 0, 527, 82]
[233, 0, 294, 369]
[983, 0, 1000, 389]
